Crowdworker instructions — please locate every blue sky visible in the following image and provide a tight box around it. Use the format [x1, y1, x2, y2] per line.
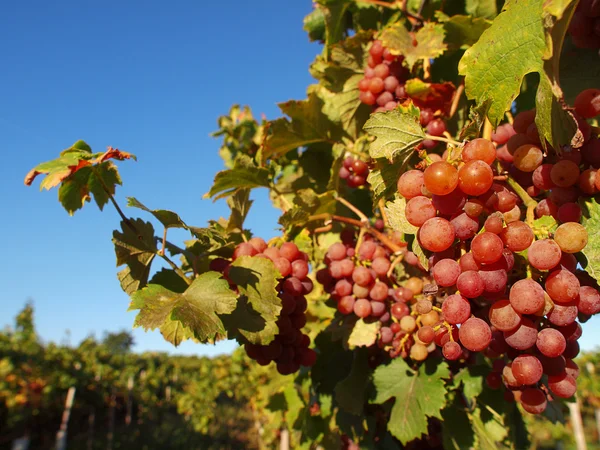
[2, 1, 600, 357]
[1, 0, 320, 356]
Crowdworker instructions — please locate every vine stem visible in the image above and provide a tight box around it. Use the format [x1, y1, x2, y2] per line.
[386, 253, 404, 278]
[160, 228, 167, 256]
[483, 117, 493, 141]
[308, 213, 406, 253]
[496, 162, 538, 225]
[448, 82, 464, 119]
[271, 186, 293, 212]
[160, 253, 192, 286]
[336, 196, 369, 224]
[424, 134, 462, 147]
[378, 198, 389, 228]
[91, 166, 137, 234]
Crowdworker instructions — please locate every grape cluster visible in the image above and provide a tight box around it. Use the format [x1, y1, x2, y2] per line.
[339, 155, 370, 188]
[358, 39, 448, 149]
[210, 239, 317, 375]
[568, 0, 600, 48]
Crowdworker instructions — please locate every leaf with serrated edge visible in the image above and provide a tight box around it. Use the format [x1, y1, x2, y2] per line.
[207, 165, 270, 200]
[372, 359, 450, 444]
[348, 319, 380, 348]
[127, 197, 187, 229]
[386, 197, 418, 235]
[381, 22, 446, 70]
[129, 271, 237, 343]
[580, 196, 600, 280]
[364, 108, 424, 161]
[459, 0, 578, 150]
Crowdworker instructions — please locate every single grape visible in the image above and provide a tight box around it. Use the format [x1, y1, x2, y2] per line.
[391, 302, 410, 319]
[536, 328, 567, 357]
[512, 354, 543, 385]
[418, 217, 456, 252]
[432, 259, 461, 287]
[370, 301, 386, 317]
[489, 299, 521, 331]
[528, 239, 562, 270]
[479, 267, 508, 294]
[504, 317, 537, 350]
[520, 388, 547, 414]
[550, 160, 580, 187]
[458, 160, 494, 196]
[369, 281, 389, 302]
[513, 144, 543, 172]
[500, 221, 534, 252]
[471, 232, 504, 265]
[554, 222, 588, 253]
[574, 88, 600, 118]
[484, 214, 504, 234]
[557, 203, 582, 223]
[353, 298, 372, 318]
[410, 343, 429, 361]
[397, 170, 425, 199]
[459, 318, 492, 352]
[400, 315, 417, 333]
[456, 271, 485, 298]
[405, 196, 437, 227]
[578, 168, 598, 194]
[509, 279, 545, 314]
[513, 110, 536, 134]
[441, 294, 471, 324]
[423, 161, 459, 196]
[565, 359, 580, 379]
[442, 341, 462, 360]
[492, 124, 516, 145]
[536, 198, 558, 218]
[547, 303, 579, 327]
[462, 138, 497, 165]
[450, 212, 479, 241]
[432, 188, 467, 216]
[578, 286, 600, 315]
[417, 326, 435, 344]
[545, 269, 580, 303]
[547, 372, 577, 398]
[426, 119, 446, 136]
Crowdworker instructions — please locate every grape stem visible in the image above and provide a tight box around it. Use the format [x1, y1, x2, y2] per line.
[90, 166, 137, 234]
[160, 227, 168, 256]
[497, 162, 538, 225]
[307, 213, 406, 253]
[386, 253, 404, 278]
[483, 117, 493, 140]
[336, 196, 369, 224]
[378, 198, 389, 228]
[448, 82, 464, 119]
[271, 185, 293, 212]
[424, 135, 462, 147]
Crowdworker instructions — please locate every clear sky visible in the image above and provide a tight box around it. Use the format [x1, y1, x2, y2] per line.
[2, 1, 599, 357]
[1, 0, 320, 356]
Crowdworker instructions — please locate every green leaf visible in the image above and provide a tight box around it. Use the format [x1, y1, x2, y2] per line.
[262, 91, 344, 160]
[363, 107, 425, 161]
[459, 0, 579, 150]
[303, 6, 326, 42]
[471, 402, 508, 449]
[226, 188, 252, 232]
[207, 156, 270, 200]
[367, 157, 405, 206]
[441, 394, 475, 450]
[441, 14, 492, 50]
[279, 190, 336, 229]
[129, 271, 237, 343]
[347, 318, 380, 349]
[71, 139, 92, 153]
[453, 365, 486, 401]
[334, 349, 369, 415]
[159, 317, 196, 347]
[465, 0, 498, 19]
[320, 77, 372, 140]
[113, 219, 158, 294]
[127, 197, 187, 229]
[533, 214, 558, 239]
[559, 39, 600, 104]
[411, 237, 429, 271]
[150, 268, 189, 293]
[459, 100, 491, 141]
[380, 22, 447, 70]
[371, 359, 450, 444]
[318, 0, 352, 49]
[58, 162, 122, 215]
[222, 256, 281, 344]
[385, 197, 418, 235]
[580, 196, 600, 280]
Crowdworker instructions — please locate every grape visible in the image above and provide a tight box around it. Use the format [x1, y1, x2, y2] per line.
[459, 318, 492, 352]
[507, 133, 535, 155]
[545, 269, 580, 303]
[417, 326, 435, 344]
[432, 259, 461, 287]
[520, 388, 547, 414]
[583, 138, 600, 167]
[471, 232, 504, 265]
[391, 302, 410, 319]
[405, 196, 437, 226]
[234, 242, 259, 259]
[554, 222, 588, 253]
[536, 328, 567, 357]
[532, 164, 555, 190]
[338, 296, 355, 315]
[373, 63, 390, 79]
[558, 321, 583, 342]
[578, 286, 600, 314]
[578, 168, 598, 194]
[280, 242, 300, 261]
[458, 160, 494, 196]
[550, 160, 580, 187]
[564, 340, 581, 359]
[283, 277, 304, 295]
[513, 144, 543, 172]
[442, 294, 471, 324]
[352, 159, 369, 176]
[528, 239, 562, 270]
[565, 359, 580, 379]
[547, 372, 577, 398]
[353, 283, 370, 299]
[547, 303, 579, 327]
[358, 241, 377, 261]
[489, 299, 521, 331]
[574, 88, 600, 118]
[376, 91, 394, 106]
[479, 266, 508, 294]
[405, 277, 424, 295]
[536, 198, 558, 218]
[410, 343, 429, 361]
[372, 257, 391, 277]
[495, 190, 518, 213]
[275, 258, 292, 277]
[359, 91, 376, 105]
[339, 259, 355, 277]
[334, 279, 353, 297]
[462, 138, 497, 164]
[504, 318, 537, 350]
[526, 123, 541, 143]
[513, 110, 536, 134]
[502, 363, 520, 387]
[557, 203, 582, 223]
[415, 299, 432, 314]
[423, 161, 459, 196]
[427, 119, 446, 136]
[368, 77, 384, 94]
[418, 217, 456, 252]
[464, 198, 485, 217]
[509, 279, 545, 314]
[370, 301, 386, 317]
[485, 372, 502, 389]
[432, 188, 467, 215]
[380, 327, 394, 344]
[397, 170, 425, 199]
[442, 341, 462, 360]
[369, 281, 389, 302]
[500, 221, 534, 252]
[512, 354, 543, 385]
[456, 271, 485, 298]
[421, 310, 440, 327]
[352, 266, 374, 287]
[484, 214, 504, 234]
[354, 299, 372, 318]
[450, 212, 479, 241]
[400, 315, 417, 333]
[459, 253, 480, 272]
[550, 187, 579, 206]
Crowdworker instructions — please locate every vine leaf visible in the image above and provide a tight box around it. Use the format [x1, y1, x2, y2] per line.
[559, 39, 600, 104]
[405, 79, 456, 115]
[113, 219, 158, 295]
[441, 394, 475, 450]
[129, 271, 237, 344]
[334, 349, 369, 415]
[363, 106, 424, 161]
[532, 215, 558, 239]
[371, 359, 450, 444]
[453, 365, 487, 400]
[127, 197, 188, 229]
[465, 0, 498, 19]
[207, 155, 270, 200]
[261, 91, 344, 160]
[221, 256, 282, 345]
[579, 196, 600, 280]
[367, 157, 406, 206]
[438, 14, 492, 50]
[25, 141, 135, 215]
[347, 318, 380, 348]
[381, 22, 447, 70]
[385, 197, 418, 235]
[411, 237, 429, 271]
[459, 0, 579, 150]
